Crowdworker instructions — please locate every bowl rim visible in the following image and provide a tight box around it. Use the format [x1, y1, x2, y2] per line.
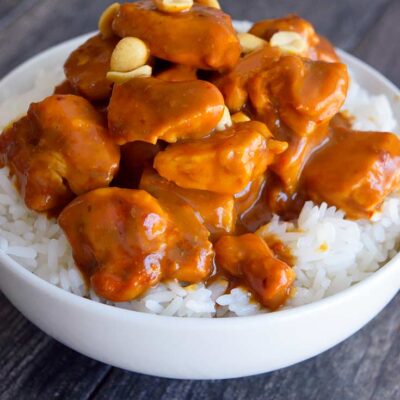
[0, 32, 400, 327]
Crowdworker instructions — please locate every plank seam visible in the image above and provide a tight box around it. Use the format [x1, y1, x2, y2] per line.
[86, 366, 114, 400]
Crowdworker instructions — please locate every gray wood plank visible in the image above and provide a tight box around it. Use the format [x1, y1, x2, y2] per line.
[0, 295, 111, 400]
[0, 0, 21, 18]
[0, 0, 38, 27]
[353, 0, 400, 86]
[0, 0, 28, 20]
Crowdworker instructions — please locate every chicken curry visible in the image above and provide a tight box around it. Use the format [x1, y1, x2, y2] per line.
[1, 0, 400, 311]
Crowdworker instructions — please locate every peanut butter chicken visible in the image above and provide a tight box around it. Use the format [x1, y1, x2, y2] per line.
[1, 0, 400, 311]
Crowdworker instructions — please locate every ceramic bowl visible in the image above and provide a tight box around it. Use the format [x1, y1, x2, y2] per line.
[0, 31, 400, 380]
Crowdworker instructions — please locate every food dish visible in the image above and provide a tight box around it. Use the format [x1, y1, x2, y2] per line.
[0, 1, 399, 317]
[0, 0, 398, 376]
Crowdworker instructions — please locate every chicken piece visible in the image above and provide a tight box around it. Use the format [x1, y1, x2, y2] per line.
[0, 117, 73, 210]
[0, 95, 120, 212]
[53, 80, 109, 116]
[249, 15, 339, 62]
[256, 225, 296, 266]
[248, 55, 348, 136]
[214, 44, 346, 133]
[159, 195, 214, 283]
[59, 187, 214, 301]
[241, 56, 345, 196]
[53, 80, 78, 95]
[64, 34, 118, 101]
[59, 188, 170, 301]
[140, 167, 236, 238]
[215, 234, 295, 309]
[29, 96, 120, 194]
[302, 127, 400, 219]
[108, 77, 225, 145]
[154, 121, 279, 195]
[213, 44, 282, 112]
[156, 64, 198, 82]
[112, 1, 240, 70]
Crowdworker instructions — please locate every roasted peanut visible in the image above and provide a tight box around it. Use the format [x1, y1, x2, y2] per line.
[270, 31, 308, 54]
[107, 65, 152, 84]
[238, 32, 267, 54]
[267, 139, 289, 154]
[110, 37, 150, 72]
[216, 106, 233, 131]
[153, 0, 193, 13]
[98, 3, 120, 39]
[232, 112, 251, 123]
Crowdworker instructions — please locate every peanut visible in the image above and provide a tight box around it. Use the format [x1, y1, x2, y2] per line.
[98, 3, 120, 39]
[107, 65, 153, 84]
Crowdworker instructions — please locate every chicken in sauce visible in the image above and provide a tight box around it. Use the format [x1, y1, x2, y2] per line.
[112, 0, 241, 70]
[108, 77, 225, 144]
[248, 55, 348, 136]
[59, 188, 170, 301]
[1, 0, 400, 312]
[59, 187, 214, 301]
[64, 34, 119, 101]
[249, 15, 339, 63]
[154, 121, 285, 194]
[303, 127, 400, 219]
[140, 167, 236, 239]
[215, 234, 295, 310]
[0, 95, 120, 212]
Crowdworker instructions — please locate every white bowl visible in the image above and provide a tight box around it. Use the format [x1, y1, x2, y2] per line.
[1, 32, 400, 380]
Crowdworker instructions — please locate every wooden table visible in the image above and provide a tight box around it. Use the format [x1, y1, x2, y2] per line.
[1, 1, 400, 399]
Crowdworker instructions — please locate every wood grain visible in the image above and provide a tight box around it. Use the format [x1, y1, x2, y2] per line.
[0, 1, 400, 399]
[354, 0, 400, 86]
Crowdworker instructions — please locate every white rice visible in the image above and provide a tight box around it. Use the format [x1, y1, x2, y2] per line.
[0, 59, 399, 317]
[343, 75, 397, 132]
[257, 198, 400, 306]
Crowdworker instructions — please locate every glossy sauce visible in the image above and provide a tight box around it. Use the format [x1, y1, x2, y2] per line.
[0, 95, 120, 212]
[64, 34, 118, 101]
[153, 121, 276, 194]
[302, 123, 400, 218]
[108, 77, 225, 144]
[236, 114, 352, 227]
